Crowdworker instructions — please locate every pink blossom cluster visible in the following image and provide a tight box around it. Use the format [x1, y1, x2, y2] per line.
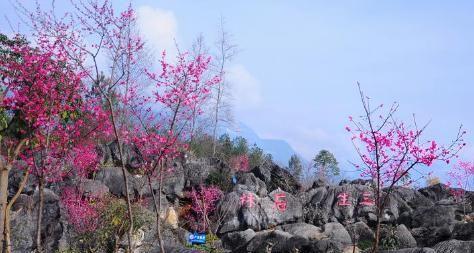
[447, 161, 474, 201]
[61, 187, 103, 234]
[347, 115, 466, 188]
[230, 154, 250, 172]
[147, 51, 220, 128]
[186, 185, 223, 232]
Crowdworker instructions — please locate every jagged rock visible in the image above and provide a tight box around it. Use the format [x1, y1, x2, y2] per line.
[98, 141, 142, 170]
[233, 172, 268, 197]
[80, 178, 109, 198]
[222, 229, 256, 251]
[296, 239, 344, 253]
[184, 157, 227, 187]
[411, 205, 457, 228]
[276, 222, 325, 240]
[96, 167, 133, 197]
[304, 182, 376, 226]
[11, 189, 62, 253]
[345, 221, 374, 244]
[251, 161, 302, 194]
[451, 222, 474, 241]
[218, 189, 303, 234]
[432, 239, 474, 253]
[411, 226, 453, 247]
[419, 183, 454, 202]
[323, 222, 352, 245]
[395, 224, 417, 248]
[312, 179, 328, 188]
[95, 166, 184, 201]
[8, 161, 36, 196]
[379, 248, 436, 253]
[245, 230, 294, 253]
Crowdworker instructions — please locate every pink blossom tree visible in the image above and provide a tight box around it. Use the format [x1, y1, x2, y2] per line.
[447, 161, 474, 215]
[17, 1, 147, 251]
[0, 32, 97, 252]
[186, 185, 223, 233]
[125, 49, 219, 252]
[347, 83, 466, 253]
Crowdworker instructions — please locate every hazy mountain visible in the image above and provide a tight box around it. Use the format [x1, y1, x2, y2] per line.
[221, 122, 306, 166]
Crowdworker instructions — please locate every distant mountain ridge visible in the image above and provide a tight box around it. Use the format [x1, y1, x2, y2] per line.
[220, 122, 306, 166]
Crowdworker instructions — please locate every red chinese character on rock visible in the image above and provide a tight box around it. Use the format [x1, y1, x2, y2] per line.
[337, 192, 351, 206]
[360, 191, 375, 206]
[274, 193, 287, 212]
[240, 193, 255, 208]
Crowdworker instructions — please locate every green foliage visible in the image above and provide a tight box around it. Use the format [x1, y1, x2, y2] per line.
[67, 197, 153, 253]
[232, 136, 248, 156]
[313, 149, 340, 179]
[218, 134, 233, 159]
[248, 144, 264, 169]
[380, 226, 400, 250]
[206, 169, 232, 192]
[190, 134, 215, 158]
[288, 154, 303, 180]
[358, 239, 374, 251]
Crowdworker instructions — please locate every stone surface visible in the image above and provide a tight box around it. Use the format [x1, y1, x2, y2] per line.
[432, 239, 474, 253]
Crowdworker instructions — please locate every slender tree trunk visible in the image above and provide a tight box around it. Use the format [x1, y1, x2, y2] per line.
[0, 166, 9, 253]
[107, 98, 134, 253]
[35, 179, 44, 253]
[5, 171, 29, 253]
[211, 84, 222, 157]
[157, 163, 165, 253]
[147, 173, 165, 253]
[372, 206, 382, 253]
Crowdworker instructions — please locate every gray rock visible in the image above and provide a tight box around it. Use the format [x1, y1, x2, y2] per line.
[323, 222, 352, 245]
[395, 224, 417, 248]
[221, 229, 256, 251]
[217, 189, 303, 234]
[96, 167, 132, 197]
[276, 223, 325, 240]
[233, 173, 267, 197]
[245, 230, 293, 253]
[432, 239, 474, 253]
[11, 189, 62, 253]
[379, 248, 436, 253]
[411, 226, 453, 247]
[251, 161, 302, 194]
[80, 179, 109, 198]
[451, 222, 474, 241]
[345, 221, 374, 244]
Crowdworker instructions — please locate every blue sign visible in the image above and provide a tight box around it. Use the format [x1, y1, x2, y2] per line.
[188, 232, 206, 245]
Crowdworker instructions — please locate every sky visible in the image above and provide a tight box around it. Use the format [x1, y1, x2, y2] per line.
[1, 0, 474, 182]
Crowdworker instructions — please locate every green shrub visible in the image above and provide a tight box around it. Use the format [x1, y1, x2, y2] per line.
[206, 170, 232, 192]
[67, 196, 153, 253]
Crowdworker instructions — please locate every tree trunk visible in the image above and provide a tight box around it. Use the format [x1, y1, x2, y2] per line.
[35, 179, 44, 253]
[147, 173, 165, 253]
[157, 164, 165, 253]
[0, 166, 9, 253]
[372, 210, 382, 253]
[5, 171, 29, 253]
[107, 98, 134, 253]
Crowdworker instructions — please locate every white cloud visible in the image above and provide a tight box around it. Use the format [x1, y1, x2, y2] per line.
[137, 5, 178, 57]
[227, 64, 263, 110]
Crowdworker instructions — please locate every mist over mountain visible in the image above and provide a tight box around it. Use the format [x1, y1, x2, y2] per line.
[220, 122, 307, 166]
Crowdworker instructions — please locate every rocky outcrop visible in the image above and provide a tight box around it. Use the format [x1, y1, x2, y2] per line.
[432, 239, 474, 253]
[217, 189, 303, 234]
[251, 161, 302, 195]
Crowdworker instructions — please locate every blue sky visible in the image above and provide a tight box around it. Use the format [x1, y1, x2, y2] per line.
[1, 0, 474, 182]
